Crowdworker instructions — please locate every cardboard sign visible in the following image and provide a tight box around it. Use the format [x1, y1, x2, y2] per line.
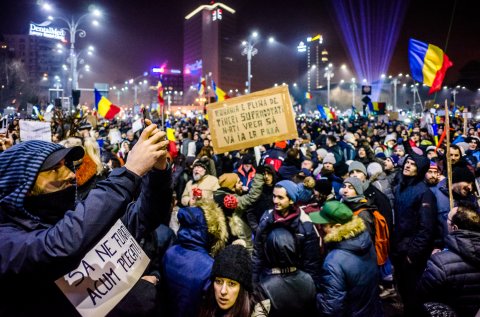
[207, 86, 298, 154]
[19, 120, 52, 142]
[55, 220, 150, 317]
[132, 118, 143, 133]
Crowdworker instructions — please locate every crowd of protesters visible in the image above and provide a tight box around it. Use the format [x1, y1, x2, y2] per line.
[0, 107, 480, 317]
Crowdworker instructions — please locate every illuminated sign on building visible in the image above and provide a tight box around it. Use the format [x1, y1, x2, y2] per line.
[297, 41, 307, 53]
[184, 60, 202, 74]
[29, 21, 66, 41]
[212, 8, 223, 21]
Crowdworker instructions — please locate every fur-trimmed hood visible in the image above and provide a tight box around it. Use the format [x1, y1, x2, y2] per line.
[324, 215, 366, 243]
[176, 199, 228, 257]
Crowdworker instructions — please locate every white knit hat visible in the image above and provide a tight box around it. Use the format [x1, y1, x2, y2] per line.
[323, 153, 336, 165]
[367, 162, 383, 178]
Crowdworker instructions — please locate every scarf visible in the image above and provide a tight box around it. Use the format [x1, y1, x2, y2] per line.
[24, 186, 76, 225]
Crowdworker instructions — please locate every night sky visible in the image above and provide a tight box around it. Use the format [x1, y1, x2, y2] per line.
[0, 0, 478, 92]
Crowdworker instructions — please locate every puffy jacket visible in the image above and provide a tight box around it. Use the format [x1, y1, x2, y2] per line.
[417, 229, 480, 317]
[253, 207, 322, 289]
[0, 141, 173, 317]
[317, 217, 383, 317]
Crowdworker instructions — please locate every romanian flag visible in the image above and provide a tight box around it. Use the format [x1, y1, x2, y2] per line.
[157, 81, 164, 106]
[306, 92, 312, 99]
[197, 77, 206, 97]
[409, 38, 453, 94]
[94, 89, 120, 120]
[368, 102, 386, 114]
[212, 80, 229, 102]
[166, 127, 176, 141]
[317, 105, 333, 120]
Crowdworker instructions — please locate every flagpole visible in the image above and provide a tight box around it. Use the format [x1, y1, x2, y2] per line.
[445, 99, 454, 211]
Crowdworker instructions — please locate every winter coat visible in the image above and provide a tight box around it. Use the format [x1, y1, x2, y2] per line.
[316, 217, 383, 317]
[161, 201, 228, 317]
[181, 174, 220, 207]
[392, 154, 437, 266]
[253, 207, 322, 289]
[0, 141, 173, 317]
[370, 172, 394, 209]
[417, 229, 480, 317]
[258, 227, 317, 317]
[236, 165, 256, 189]
[364, 182, 394, 234]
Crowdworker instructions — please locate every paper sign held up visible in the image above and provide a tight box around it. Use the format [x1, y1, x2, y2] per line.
[19, 120, 52, 142]
[55, 220, 150, 317]
[207, 86, 298, 154]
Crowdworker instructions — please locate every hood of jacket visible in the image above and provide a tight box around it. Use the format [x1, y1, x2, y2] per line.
[324, 216, 371, 255]
[445, 229, 480, 266]
[0, 141, 65, 221]
[176, 199, 228, 257]
[264, 227, 298, 268]
[400, 154, 430, 185]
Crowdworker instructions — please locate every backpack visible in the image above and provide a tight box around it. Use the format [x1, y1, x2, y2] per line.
[354, 208, 390, 265]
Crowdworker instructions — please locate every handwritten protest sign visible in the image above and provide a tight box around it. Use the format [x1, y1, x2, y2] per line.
[132, 118, 143, 133]
[55, 220, 150, 317]
[207, 86, 298, 154]
[19, 120, 52, 142]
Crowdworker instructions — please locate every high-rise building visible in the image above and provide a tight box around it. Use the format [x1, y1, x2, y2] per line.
[183, 2, 243, 103]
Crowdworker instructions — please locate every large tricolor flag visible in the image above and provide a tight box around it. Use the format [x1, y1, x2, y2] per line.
[197, 77, 206, 97]
[409, 38, 453, 94]
[212, 80, 229, 102]
[94, 89, 120, 120]
[157, 80, 165, 106]
[368, 101, 386, 114]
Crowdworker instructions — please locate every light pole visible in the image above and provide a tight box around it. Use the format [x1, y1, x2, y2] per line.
[350, 78, 357, 107]
[324, 64, 334, 108]
[43, 4, 101, 95]
[241, 32, 274, 93]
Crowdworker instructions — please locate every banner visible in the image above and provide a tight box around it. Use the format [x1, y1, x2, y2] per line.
[207, 86, 298, 154]
[19, 120, 51, 142]
[55, 220, 150, 317]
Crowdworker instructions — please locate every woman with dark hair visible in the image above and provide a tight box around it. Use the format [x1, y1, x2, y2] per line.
[199, 244, 270, 317]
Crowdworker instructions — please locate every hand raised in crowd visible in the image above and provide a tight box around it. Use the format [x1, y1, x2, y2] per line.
[124, 119, 169, 176]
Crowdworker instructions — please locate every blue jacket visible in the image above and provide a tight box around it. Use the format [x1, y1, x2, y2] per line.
[317, 217, 383, 317]
[0, 141, 172, 316]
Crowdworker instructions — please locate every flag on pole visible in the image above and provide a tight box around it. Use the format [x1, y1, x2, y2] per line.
[166, 127, 176, 141]
[409, 38, 453, 94]
[157, 80, 164, 106]
[197, 77, 206, 97]
[212, 80, 230, 102]
[94, 89, 120, 120]
[368, 102, 386, 114]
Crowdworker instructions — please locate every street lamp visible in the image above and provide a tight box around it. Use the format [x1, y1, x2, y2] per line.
[241, 32, 274, 93]
[324, 64, 334, 108]
[43, 4, 101, 99]
[350, 78, 357, 107]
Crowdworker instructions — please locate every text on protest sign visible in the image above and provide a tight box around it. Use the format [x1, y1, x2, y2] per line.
[55, 220, 150, 317]
[19, 120, 52, 142]
[207, 86, 298, 154]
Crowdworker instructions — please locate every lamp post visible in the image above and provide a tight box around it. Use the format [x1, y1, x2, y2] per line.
[350, 78, 357, 107]
[324, 64, 334, 108]
[241, 32, 274, 93]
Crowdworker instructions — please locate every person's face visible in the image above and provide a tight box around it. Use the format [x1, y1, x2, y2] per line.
[373, 141, 380, 148]
[350, 170, 367, 182]
[403, 158, 418, 177]
[447, 207, 459, 233]
[243, 164, 252, 172]
[450, 148, 461, 165]
[214, 277, 240, 311]
[192, 166, 206, 181]
[412, 133, 420, 142]
[342, 183, 357, 198]
[31, 159, 76, 195]
[386, 140, 396, 148]
[301, 160, 313, 171]
[264, 172, 273, 185]
[358, 148, 366, 158]
[127, 133, 134, 141]
[273, 187, 293, 213]
[394, 147, 405, 157]
[452, 181, 473, 197]
[425, 168, 439, 185]
[323, 162, 334, 172]
[468, 129, 475, 136]
[384, 159, 394, 171]
[234, 179, 243, 194]
[427, 150, 437, 160]
[469, 140, 478, 151]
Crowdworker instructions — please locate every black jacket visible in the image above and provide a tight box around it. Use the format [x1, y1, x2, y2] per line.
[417, 230, 480, 317]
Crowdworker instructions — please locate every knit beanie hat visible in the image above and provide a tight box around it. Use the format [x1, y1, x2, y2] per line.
[192, 159, 209, 173]
[316, 148, 328, 159]
[323, 153, 336, 165]
[395, 144, 405, 152]
[386, 154, 399, 167]
[218, 173, 240, 191]
[348, 161, 367, 176]
[452, 167, 475, 184]
[344, 177, 364, 195]
[367, 162, 383, 178]
[344, 132, 356, 144]
[275, 180, 299, 203]
[211, 244, 253, 291]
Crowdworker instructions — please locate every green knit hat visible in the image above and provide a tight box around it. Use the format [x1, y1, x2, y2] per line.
[309, 201, 353, 225]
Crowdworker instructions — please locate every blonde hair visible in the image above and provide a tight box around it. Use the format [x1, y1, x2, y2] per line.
[83, 137, 104, 175]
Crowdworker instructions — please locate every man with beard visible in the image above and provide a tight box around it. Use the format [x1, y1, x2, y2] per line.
[181, 158, 220, 206]
[424, 161, 442, 187]
[430, 166, 478, 244]
[0, 123, 173, 316]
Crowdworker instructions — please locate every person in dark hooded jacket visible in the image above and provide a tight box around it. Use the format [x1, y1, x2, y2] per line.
[258, 227, 317, 317]
[391, 154, 437, 316]
[0, 123, 172, 317]
[417, 202, 480, 317]
[310, 201, 383, 317]
[278, 148, 302, 181]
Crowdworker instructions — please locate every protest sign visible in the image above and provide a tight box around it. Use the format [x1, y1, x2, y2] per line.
[0, 117, 8, 134]
[55, 220, 150, 317]
[132, 118, 143, 133]
[207, 86, 298, 154]
[19, 120, 52, 142]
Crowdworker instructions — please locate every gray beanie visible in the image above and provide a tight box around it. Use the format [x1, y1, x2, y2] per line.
[348, 161, 367, 176]
[344, 177, 364, 195]
[367, 162, 383, 178]
[323, 153, 336, 165]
